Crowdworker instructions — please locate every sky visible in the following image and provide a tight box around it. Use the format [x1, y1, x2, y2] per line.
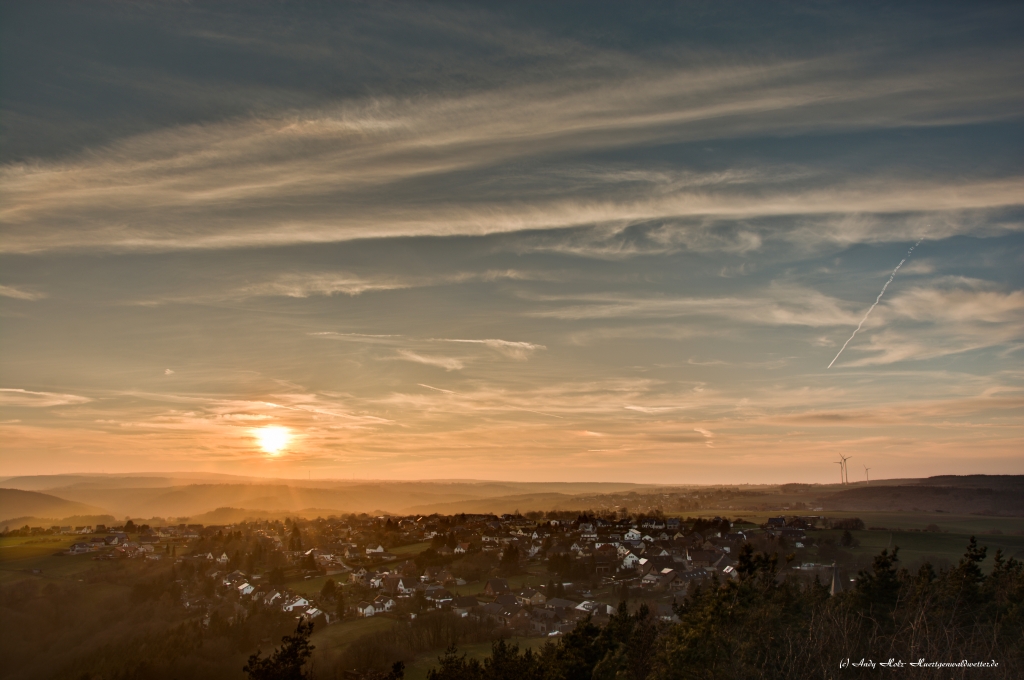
[1, 1, 1022, 483]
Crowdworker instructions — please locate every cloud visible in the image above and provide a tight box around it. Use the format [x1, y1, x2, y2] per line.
[2, 49, 1022, 254]
[0, 388, 91, 407]
[694, 427, 715, 447]
[238, 273, 409, 298]
[429, 338, 546, 360]
[164, 369, 174, 375]
[0, 285, 46, 300]
[530, 285, 858, 327]
[394, 350, 464, 371]
[834, 284, 1024, 366]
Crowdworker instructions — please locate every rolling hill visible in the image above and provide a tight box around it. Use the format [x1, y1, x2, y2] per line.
[0, 488, 109, 525]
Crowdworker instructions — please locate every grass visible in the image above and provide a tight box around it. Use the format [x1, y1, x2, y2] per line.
[821, 511, 1024, 535]
[806, 529, 1024, 569]
[391, 541, 431, 556]
[443, 567, 550, 597]
[312, 614, 399, 648]
[402, 637, 548, 680]
[0, 535, 105, 583]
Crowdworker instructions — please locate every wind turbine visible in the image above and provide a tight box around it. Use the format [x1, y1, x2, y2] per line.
[864, 465, 871, 485]
[839, 454, 852, 485]
[835, 460, 845, 485]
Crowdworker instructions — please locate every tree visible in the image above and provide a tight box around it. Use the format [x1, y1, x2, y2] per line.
[364, 661, 406, 679]
[499, 543, 520, 575]
[268, 567, 286, 587]
[320, 578, 336, 600]
[335, 591, 346, 620]
[243, 619, 315, 680]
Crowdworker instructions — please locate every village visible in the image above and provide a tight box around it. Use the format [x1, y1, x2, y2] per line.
[36, 510, 840, 640]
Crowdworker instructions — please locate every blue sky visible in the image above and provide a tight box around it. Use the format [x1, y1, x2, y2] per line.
[1, 1, 1022, 482]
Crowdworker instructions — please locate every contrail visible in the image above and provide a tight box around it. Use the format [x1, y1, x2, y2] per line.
[828, 240, 922, 369]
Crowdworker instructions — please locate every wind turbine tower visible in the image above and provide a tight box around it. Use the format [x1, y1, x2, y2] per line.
[835, 460, 845, 485]
[864, 465, 871, 485]
[839, 454, 851, 485]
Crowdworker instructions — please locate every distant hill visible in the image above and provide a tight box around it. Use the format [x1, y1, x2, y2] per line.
[0, 488, 109, 526]
[824, 479, 1024, 516]
[916, 475, 1024, 490]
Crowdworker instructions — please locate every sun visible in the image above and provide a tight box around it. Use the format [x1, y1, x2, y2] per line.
[254, 425, 291, 455]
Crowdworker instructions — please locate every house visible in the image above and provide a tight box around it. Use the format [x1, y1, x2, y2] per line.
[68, 543, 91, 554]
[675, 568, 709, 586]
[687, 550, 718, 568]
[622, 553, 640, 570]
[624, 529, 642, 541]
[217, 552, 229, 566]
[454, 542, 470, 555]
[264, 590, 282, 606]
[576, 601, 614, 616]
[452, 596, 479, 617]
[517, 588, 547, 606]
[365, 544, 385, 555]
[653, 603, 680, 623]
[373, 595, 396, 612]
[530, 607, 563, 634]
[302, 607, 326, 624]
[484, 578, 510, 596]
[382, 575, 414, 595]
[356, 601, 376, 617]
[545, 597, 579, 612]
[282, 596, 310, 612]
[237, 582, 254, 596]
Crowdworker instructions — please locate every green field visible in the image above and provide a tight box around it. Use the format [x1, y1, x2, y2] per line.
[310, 615, 401, 671]
[444, 568, 549, 597]
[391, 541, 431, 556]
[807, 528, 1024, 569]
[0, 535, 99, 583]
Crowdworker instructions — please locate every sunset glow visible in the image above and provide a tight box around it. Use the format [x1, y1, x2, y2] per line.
[254, 426, 291, 456]
[0, 2, 1021, 483]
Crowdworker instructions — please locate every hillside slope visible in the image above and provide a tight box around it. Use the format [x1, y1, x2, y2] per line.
[0, 488, 108, 524]
[824, 483, 1024, 516]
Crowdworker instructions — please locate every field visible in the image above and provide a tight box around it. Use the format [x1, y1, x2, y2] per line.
[808, 527, 1024, 570]
[391, 541, 431, 556]
[0, 534, 100, 583]
[444, 567, 550, 597]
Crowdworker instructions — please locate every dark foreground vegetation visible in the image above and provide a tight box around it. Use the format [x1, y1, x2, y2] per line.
[239, 537, 1023, 680]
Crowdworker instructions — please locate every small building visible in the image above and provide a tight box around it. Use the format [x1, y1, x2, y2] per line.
[484, 578, 510, 596]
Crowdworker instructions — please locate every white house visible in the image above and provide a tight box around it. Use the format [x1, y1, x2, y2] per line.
[365, 544, 385, 555]
[622, 553, 640, 570]
[373, 595, 396, 612]
[624, 529, 642, 541]
[356, 601, 376, 617]
[282, 596, 310, 612]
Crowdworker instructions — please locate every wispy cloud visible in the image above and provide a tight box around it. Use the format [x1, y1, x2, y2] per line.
[428, 338, 546, 360]
[394, 350, 464, 371]
[3, 49, 1021, 254]
[0, 285, 46, 300]
[0, 388, 91, 407]
[530, 285, 858, 327]
[831, 284, 1024, 366]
